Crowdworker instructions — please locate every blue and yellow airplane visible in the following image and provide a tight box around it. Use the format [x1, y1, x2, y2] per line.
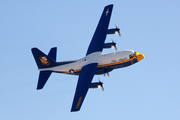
[31, 4, 144, 112]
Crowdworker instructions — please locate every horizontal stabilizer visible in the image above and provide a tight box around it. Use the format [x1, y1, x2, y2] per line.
[37, 71, 52, 90]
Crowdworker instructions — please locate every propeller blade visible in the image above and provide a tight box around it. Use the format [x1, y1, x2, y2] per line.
[118, 31, 121, 37]
[115, 25, 121, 37]
[115, 46, 118, 51]
[99, 80, 104, 91]
[101, 85, 104, 91]
[112, 39, 117, 51]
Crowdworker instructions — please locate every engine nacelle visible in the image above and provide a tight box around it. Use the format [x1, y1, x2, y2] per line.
[107, 27, 121, 37]
[103, 41, 117, 51]
[103, 42, 114, 49]
[89, 81, 104, 91]
[89, 82, 101, 89]
[107, 28, 118, 34]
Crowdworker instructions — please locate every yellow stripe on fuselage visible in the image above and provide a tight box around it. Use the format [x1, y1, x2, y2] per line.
[97, 56, 137, 68]
[64, 56, 137, 74]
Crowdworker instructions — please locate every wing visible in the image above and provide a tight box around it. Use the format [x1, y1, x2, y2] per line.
[86, 4, 113, 55]
[71, 63, 98, 112]
[71, 4, 113, 112]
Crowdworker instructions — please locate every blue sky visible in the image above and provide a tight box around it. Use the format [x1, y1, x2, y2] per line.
[0, 0, 180, 120]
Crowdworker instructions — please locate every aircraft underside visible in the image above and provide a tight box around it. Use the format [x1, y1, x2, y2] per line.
[54, 54, 139, 75]
[31, 4, 145, 112]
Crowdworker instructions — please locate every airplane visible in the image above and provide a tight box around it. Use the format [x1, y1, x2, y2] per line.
[31, 4, 144, 112]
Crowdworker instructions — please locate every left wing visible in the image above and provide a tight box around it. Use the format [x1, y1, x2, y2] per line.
[71, 4, 113, 112]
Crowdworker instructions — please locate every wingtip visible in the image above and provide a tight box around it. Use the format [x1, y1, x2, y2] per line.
[31, 47, 38, 50]
[36, 87, 42, 90]
[71, 107, 80, 112]
[105, 4, 114, 7]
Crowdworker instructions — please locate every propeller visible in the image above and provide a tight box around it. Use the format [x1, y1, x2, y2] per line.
[98, 79, 104, 91]
[115, 25, 121, 37]
[112, 39, 117, 51]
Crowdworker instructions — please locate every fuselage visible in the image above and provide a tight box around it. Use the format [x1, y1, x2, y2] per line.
[39, 50, 144, 75]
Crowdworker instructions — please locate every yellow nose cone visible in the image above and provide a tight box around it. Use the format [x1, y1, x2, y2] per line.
[136, 52, 145, 61]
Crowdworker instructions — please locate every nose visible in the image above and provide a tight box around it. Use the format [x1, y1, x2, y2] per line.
[136, 52, 145, 61]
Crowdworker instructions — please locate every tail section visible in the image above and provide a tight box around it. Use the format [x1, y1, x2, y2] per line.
[31, 47, 57, 69]
[48, 47, 57, 61]
[31, 47, 57, 90]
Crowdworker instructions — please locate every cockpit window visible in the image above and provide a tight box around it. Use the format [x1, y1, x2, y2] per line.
[129, 54, 134, 59]
[129, 52, 136, 59]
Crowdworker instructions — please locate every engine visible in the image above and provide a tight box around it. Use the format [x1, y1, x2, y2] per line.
[89, 81, 104, 91]
[107, 26, 121, 36]
[103, 41, 117, 50]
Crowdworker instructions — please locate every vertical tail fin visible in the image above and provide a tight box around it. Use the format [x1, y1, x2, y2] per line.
[31, 47, 57, 89]
[48, 47, 57, 61]
[31, 47, 57, 69]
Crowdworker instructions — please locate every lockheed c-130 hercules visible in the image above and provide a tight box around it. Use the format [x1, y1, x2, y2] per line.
[31, 4, 144, 112]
